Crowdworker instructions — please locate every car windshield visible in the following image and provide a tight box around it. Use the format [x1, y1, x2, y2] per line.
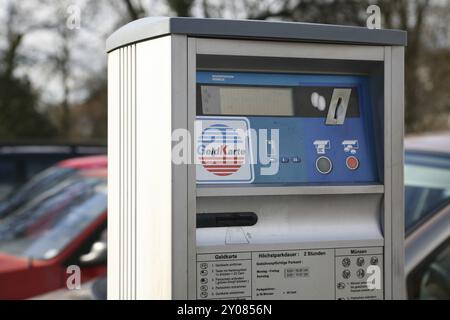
[0, 166, 77, 219]
[0, 173, 107, 260]
[405, 151, 450, 232]
[0, 159, 17, 200]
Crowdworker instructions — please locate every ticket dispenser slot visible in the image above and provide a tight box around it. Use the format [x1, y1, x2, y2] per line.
[197, 212, 258, 228]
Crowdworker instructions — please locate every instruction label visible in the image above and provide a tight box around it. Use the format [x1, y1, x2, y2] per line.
[197, 247, 383, 300]
[197, 253, 252, 299]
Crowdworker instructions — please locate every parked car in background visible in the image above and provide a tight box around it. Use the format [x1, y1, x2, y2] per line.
[0, 155, 107, 220]
[405, 133, 450, 299]
[0, 156, 107, 299]
[0, 143, 106, 200]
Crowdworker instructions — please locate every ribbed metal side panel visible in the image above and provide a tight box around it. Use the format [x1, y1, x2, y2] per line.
[109, 36, 176, 300]
[109, 44, 137, 300]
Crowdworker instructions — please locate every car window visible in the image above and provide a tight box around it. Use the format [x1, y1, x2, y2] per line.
[408, 239, 450, 300]
[0, 160, 17, 184]
[0, 160, 17, 200]
[0, 156, 66, 198]
[0, 166, 76, 219]
[405, 152, 450, 232]
[0, 174, 107, 260]
[24, 157, 68, 181]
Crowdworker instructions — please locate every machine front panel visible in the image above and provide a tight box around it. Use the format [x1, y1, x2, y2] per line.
[194, 71, 385, 300]
[196, 71, 379, 185]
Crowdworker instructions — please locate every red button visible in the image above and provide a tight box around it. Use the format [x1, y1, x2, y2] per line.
[346, 156, 359, 170]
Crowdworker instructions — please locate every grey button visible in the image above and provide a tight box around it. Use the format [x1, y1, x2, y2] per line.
[316, 157, 333, 174]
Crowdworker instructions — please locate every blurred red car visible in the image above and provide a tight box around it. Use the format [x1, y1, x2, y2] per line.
[0, 156, 107, 299]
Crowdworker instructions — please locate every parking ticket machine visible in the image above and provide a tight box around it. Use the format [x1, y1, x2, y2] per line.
[107, 17, 406, 300]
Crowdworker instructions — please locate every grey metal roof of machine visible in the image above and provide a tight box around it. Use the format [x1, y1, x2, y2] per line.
[106, 17, 408, 52]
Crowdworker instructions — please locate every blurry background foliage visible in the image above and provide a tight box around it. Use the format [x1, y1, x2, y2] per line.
[0, 0, 449, 144]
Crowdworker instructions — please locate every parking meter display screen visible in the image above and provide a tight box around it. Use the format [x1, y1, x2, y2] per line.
[198, 85, 360, 118]
[200, 86, 294, 116]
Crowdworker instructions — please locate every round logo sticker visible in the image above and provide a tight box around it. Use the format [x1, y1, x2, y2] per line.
[197, 124, 247, 177]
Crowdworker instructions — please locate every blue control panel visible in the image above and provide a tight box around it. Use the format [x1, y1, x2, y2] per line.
[196, 71, 379, 185]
